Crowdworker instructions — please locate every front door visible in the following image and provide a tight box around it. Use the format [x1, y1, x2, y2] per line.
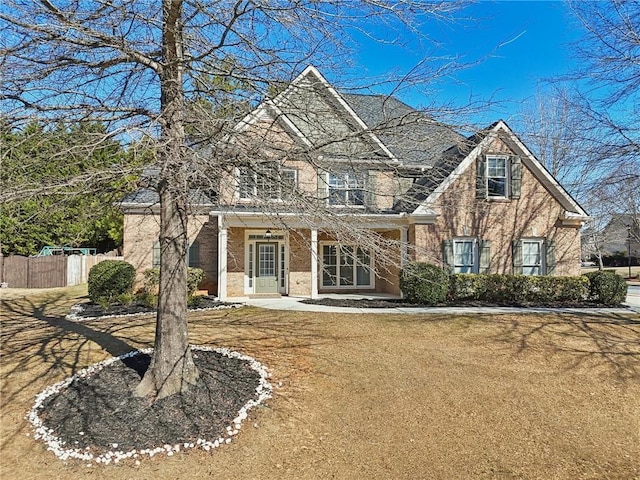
[255, 242, 278, 293]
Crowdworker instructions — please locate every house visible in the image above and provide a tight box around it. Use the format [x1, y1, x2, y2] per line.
[120, 66, 589, 300]
[582, 214, 640, 263]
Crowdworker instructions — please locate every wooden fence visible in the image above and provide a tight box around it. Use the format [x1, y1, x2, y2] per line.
[0, 254, 124, 289]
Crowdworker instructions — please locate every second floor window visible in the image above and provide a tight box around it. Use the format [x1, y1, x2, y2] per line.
[487, 156, 507, 197]
[327, 171, 365, 206]
[477, 155, 521, 200]
[238, 165, 297, 200]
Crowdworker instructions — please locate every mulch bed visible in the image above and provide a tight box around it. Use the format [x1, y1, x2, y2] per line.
[37, 349, 262, 455]
[70, 296, 239, 320]
[300, 298, 619, 309]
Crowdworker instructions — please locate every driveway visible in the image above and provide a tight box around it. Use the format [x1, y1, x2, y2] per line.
[627, 284, 640, 308]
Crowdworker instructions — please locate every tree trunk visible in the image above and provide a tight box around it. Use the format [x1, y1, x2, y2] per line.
[135, 0, 199, 400]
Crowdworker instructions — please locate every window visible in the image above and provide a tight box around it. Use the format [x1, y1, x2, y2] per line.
[477, 155, 522, 200]
[152, 240, 199, 268]
[487, 156, 507, 197]
[327, 171, 365, 206]
[513, 239, 556, 275]
[321, 244, 372, 288]
[238, 165, 297, 200]
[522, 240, 542, 276]
[152, 241, 160, 268]
[453, 239, 475, 273]
[248, 244, 253, 288]
[443, 238, 491, 274]
[280, 244, 286, 289]
[281, 169, 297, 198]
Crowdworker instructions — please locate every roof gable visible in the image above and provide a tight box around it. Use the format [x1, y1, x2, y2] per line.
[236, 66, 396, 161]
[413, 121, 589, 218]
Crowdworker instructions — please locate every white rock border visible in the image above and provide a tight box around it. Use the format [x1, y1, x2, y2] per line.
[26, 345, 272, 464]
[65, 302, 244, 321]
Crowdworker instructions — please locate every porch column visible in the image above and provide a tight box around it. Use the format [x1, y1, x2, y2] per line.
[400, 226, 409, 267]
[311, 228, 318, 299]
[217, 216, 228, 301]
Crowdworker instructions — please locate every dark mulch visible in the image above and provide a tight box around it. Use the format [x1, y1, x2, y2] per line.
[38, 350, 261, 453]
[74, 296, 237, 319]
[300, 298, 621, 309]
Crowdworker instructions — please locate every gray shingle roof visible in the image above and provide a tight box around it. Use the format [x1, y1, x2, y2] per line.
[393, 127, 489, 212]
[341, 93, 465, 166]
[121, 188, 214, 206]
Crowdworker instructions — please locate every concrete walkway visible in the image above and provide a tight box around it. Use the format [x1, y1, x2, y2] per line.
[242, 294, 639, 315]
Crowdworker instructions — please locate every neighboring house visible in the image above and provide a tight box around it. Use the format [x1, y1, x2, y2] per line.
[121, 66, 589, 300]
[582, 214, 640, 261]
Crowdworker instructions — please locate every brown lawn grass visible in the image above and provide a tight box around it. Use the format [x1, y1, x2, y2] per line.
[1, 286, 639, 479]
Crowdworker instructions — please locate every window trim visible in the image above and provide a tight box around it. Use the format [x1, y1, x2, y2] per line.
[320, 242, 374, 289]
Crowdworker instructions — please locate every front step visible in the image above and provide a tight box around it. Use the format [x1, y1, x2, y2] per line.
[247, 293, 282, 299]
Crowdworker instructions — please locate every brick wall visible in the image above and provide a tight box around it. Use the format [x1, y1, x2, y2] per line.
[413, 137, 582, 276]
[123, 212, 218, 292]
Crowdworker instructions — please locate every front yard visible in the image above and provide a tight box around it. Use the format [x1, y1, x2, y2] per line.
[1, 286, 639, 479]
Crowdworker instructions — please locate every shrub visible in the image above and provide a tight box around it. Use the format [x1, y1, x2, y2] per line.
[136, 291, 158, 309]
[552, 276, 590, 302]
[88, 260, 136, 304]
[400, 262, 449, 305]
[142, 268, 160, 296]
[142, 267, 205, 299]
[480, 274, 509, 303]
[187, 268, 205, 296]
[583, 270, 628, 305]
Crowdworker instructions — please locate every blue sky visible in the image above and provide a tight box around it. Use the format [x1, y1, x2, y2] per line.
[348, 1, 583, 125]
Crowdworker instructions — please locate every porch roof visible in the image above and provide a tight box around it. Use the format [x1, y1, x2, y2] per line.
[210, 209, 436, 229]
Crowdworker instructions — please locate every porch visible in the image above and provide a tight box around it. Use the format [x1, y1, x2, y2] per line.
[212, 211, 410, 301]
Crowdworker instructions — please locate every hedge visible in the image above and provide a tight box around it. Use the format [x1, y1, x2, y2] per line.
[448, 273, 590, 304]
[395, 262, 628, 306]
[88, 260, 136, 304]
[399, 262, 449, 305]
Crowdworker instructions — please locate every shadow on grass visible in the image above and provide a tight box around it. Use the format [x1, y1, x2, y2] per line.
[0, 293, 342, 452]
[376, 308, 640, 382]
[487, 311, 640, 382]
[0, 292, 144, 404]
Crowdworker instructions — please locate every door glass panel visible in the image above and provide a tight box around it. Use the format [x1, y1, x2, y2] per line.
[258, 244, 276, 277]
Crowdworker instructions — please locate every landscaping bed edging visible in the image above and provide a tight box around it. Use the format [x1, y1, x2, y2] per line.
[65, 301, 244, 322]
[26, 345, 272, 464]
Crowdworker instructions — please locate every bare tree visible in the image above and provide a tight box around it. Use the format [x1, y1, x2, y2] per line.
[0, 1, 473, 400]
[517, 86, 600, 202]
[568, 0, 640, 268]
[567, 0, 640, 182]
